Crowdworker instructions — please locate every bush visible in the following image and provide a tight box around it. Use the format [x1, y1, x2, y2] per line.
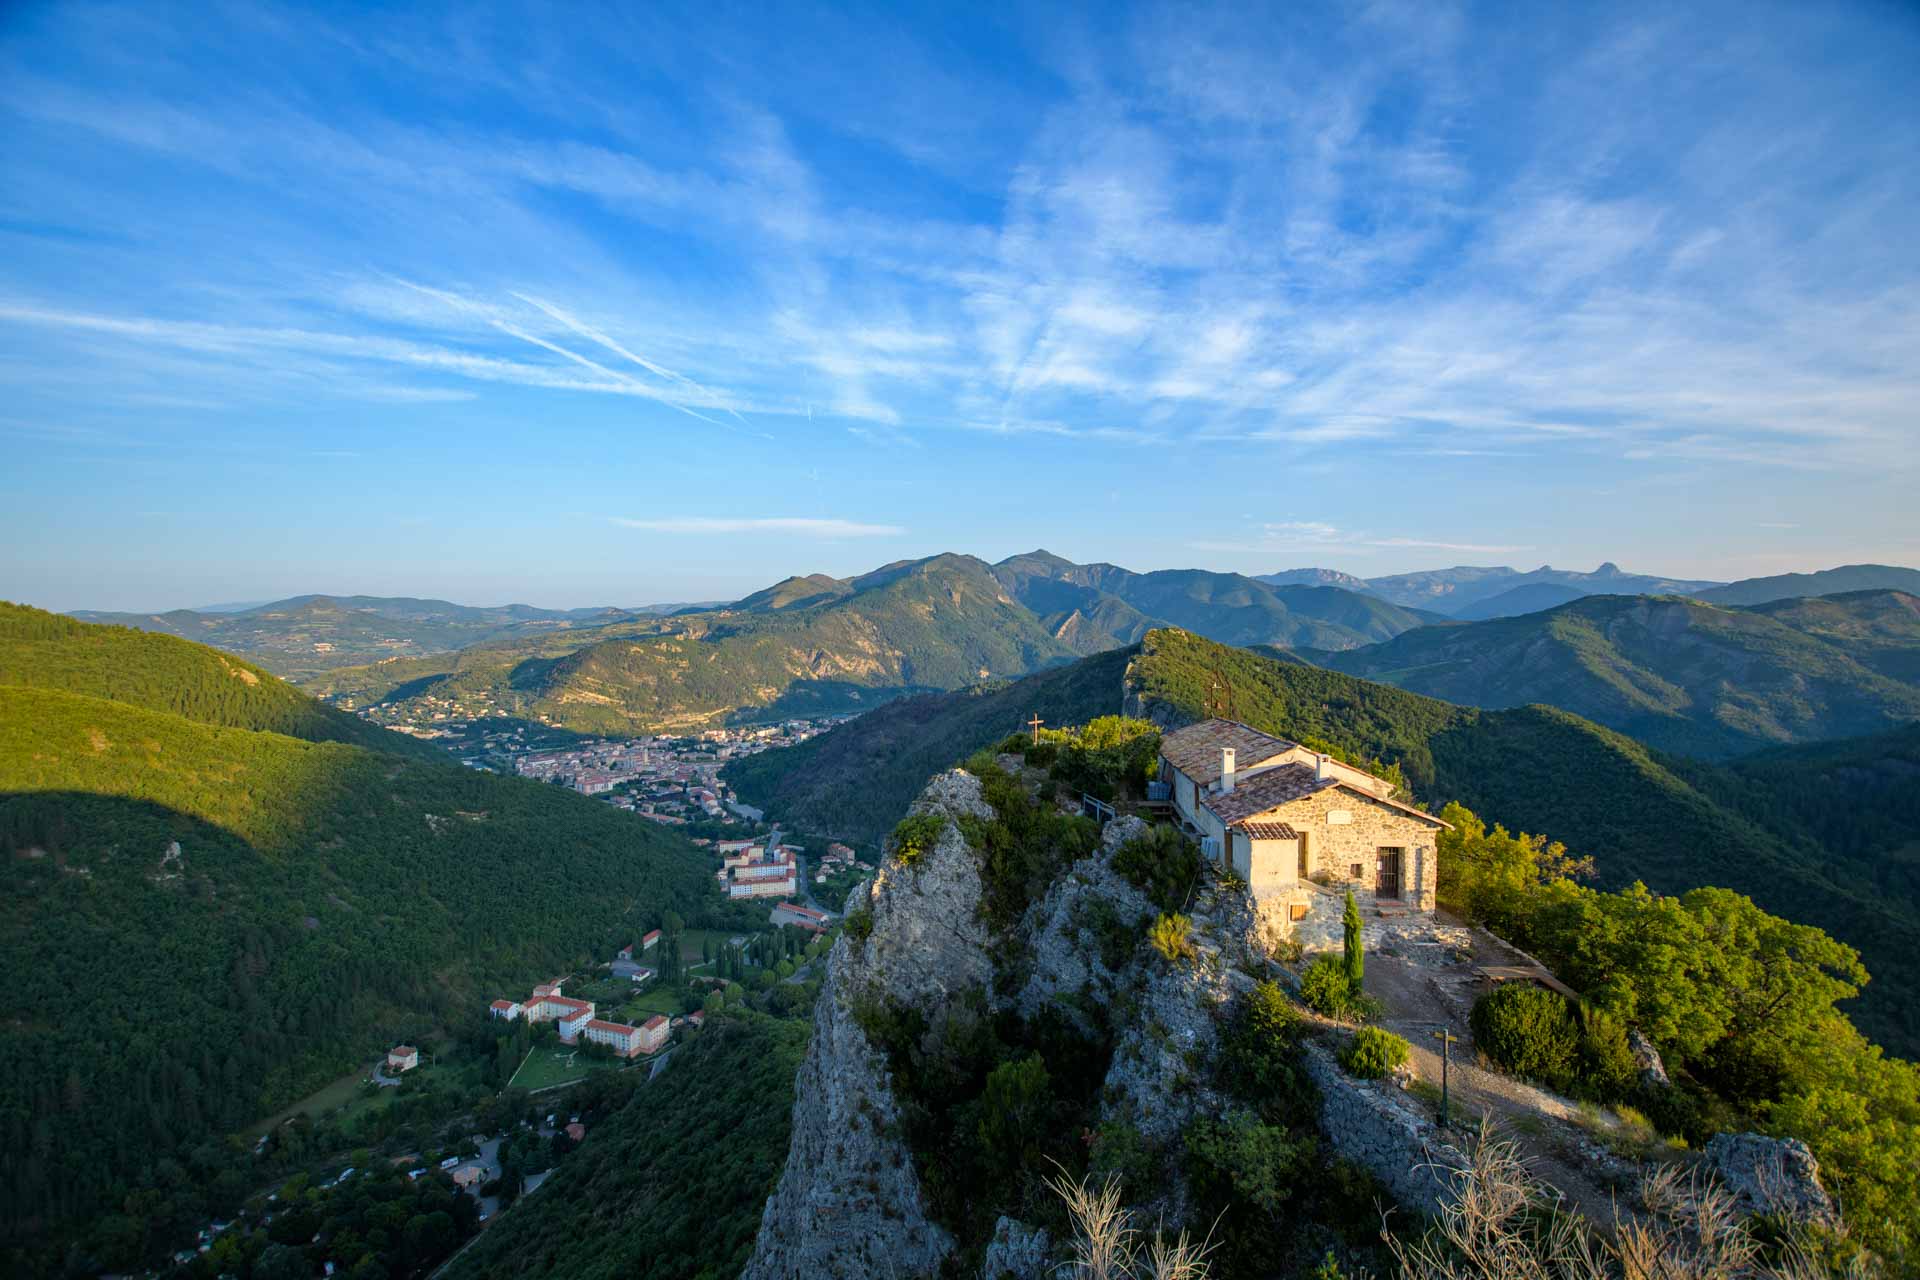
[1185, 1111, 1314, 1218]
[1148, 913, 1196, 964]
[1341, 1028, 1410, 1079]
[889, 813, 947, 867]
[843, 907, 874, 942]
[1571, 1003, 1636, 1100]
[1110, 824, 1201, 913]
[1298, 955, 1378, 1020]
[1471, 983, 1578, 1091]
[1087, 1119, 1153, 1194]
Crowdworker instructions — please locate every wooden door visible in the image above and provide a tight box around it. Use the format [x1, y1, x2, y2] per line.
[1375, 847, 1403, 899]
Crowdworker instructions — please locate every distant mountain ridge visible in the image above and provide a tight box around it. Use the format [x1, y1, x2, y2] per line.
[1353, 562, 1723, 616]
[1313, 590, 1920, 757]
[1693, 564, 1920, 607]
[309, 552, 1438, 735]
[67, 593, 716, 680]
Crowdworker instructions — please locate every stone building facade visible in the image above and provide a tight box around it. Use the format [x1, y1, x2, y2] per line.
[1159, 718, 1447, 931]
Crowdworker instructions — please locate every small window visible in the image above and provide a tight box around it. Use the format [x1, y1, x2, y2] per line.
[1350, 863, 1363, 880]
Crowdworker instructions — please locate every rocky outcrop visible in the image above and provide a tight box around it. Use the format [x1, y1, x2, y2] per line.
[1628, 1028, 1669, 1089]
[980, 1216, 1052, 1280]
[742, 771, 998, 1280]
[1101, 935, 1233, 1149]
[1703, 1133, 1838, 1227]
[1015, 816, 1155, 1030]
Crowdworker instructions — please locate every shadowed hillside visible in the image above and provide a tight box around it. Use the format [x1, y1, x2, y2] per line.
[0, 658, 718, 1253]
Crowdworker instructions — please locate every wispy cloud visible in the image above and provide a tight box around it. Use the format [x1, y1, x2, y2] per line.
[610, 517, 905, 536]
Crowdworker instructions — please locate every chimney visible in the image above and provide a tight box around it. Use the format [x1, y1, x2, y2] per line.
[1220, 747, 1236, 793]
[1316, 753, 1328, 781]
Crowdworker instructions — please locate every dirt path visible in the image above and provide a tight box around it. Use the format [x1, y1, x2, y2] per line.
[1352, 915, 1648, 1228]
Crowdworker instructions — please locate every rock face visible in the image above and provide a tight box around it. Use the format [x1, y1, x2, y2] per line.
[741, 771, 997, 1280]
[1703, 1133, 1838, 1227]
[1015, 816, 1155, 1030]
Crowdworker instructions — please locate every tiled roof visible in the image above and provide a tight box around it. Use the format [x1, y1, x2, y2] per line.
[1158, 719, 1295, 785]
[1202, 763, 1337, 824]
[1202, 763, 1452, 829]
[584, 1018, 638, 1036]
[1235, 821, 1300, 840]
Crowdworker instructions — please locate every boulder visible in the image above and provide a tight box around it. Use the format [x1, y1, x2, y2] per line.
[1703, 1132, 1838, 1227]
[1628, 1029, 1669, 1088]
[980, 1216, 1052, 1280]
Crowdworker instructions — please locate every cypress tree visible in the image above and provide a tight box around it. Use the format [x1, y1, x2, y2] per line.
[1342, 890, 1364, 994]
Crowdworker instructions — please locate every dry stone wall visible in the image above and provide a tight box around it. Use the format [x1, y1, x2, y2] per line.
[1296, 1038, 1469, 1214]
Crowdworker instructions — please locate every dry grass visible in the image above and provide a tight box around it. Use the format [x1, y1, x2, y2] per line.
[1385, 1120, 1873, 1280]
[1046, 1164, 1221, 1280]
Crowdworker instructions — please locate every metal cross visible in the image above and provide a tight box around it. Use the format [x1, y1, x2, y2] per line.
[1431, 1027, 1458, 1128]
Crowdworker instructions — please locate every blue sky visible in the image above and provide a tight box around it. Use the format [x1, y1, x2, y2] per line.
[3, 1, 1918, 611]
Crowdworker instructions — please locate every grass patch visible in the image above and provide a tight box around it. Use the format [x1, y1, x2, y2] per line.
[508, 1047, 622, 1092]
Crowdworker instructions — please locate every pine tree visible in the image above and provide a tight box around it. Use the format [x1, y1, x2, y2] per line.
[1342, 889, 1364, 994]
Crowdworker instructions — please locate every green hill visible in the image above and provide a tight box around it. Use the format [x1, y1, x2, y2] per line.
[444, 1011, 808, 1280]
[0, 601, 440, 757]
[1313, 592, 1920, 757]
[731, 627, 1920, 1053]
[0, 626, 720, 1252]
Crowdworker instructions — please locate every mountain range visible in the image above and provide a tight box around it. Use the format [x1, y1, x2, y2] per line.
[302, 552, 1440, 735]
[726, 626, 1920, 1055]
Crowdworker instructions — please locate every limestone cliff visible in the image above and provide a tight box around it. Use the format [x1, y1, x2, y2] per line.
[740, 771, 996, 1280]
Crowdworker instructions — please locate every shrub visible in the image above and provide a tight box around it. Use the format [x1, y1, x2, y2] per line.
[889, 813, 947, 867]
[1087, 1119, 1153, 1194]
[1148, 913, 1196, 964]
[1185, 1110, 1313, 1218]
[1341, 1027, 1410, 1079]
[1220, 980, 1312, 1123]
[1299, 955, 1374, 1019]
[976, 1053, 1052, 1179]
[1470, 982, 1578, 1091]
[1571, 1003, 1636, 1100]
[1110, 824, 1201, 913]
[843, 907, 874, 942]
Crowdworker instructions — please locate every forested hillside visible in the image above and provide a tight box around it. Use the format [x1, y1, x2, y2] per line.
[445, 1011, 809, 1280]
[0, 602, 439, 757]
[731, 628, 1920, 1052]
[1313, 591, 1920, 756]
[0, 674, 717, 1252]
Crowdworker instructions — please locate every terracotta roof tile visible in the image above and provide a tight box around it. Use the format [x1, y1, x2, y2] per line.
[1235, 821, 1300, 840]
[1158, 719, 1297, 786]
[1202, 763, 1338, 824]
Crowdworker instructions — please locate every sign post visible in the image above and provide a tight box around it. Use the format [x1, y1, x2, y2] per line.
[1430, 1028, 1457, 1128]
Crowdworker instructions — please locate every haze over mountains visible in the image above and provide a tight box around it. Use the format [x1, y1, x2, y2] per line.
[63, 556, 1920, 748]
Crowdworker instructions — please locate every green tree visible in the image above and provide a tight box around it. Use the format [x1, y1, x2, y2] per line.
[1342, 890, 1364, 993]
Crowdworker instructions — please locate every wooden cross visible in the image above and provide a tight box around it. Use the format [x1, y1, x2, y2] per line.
[1027, 713, 1045, 743]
